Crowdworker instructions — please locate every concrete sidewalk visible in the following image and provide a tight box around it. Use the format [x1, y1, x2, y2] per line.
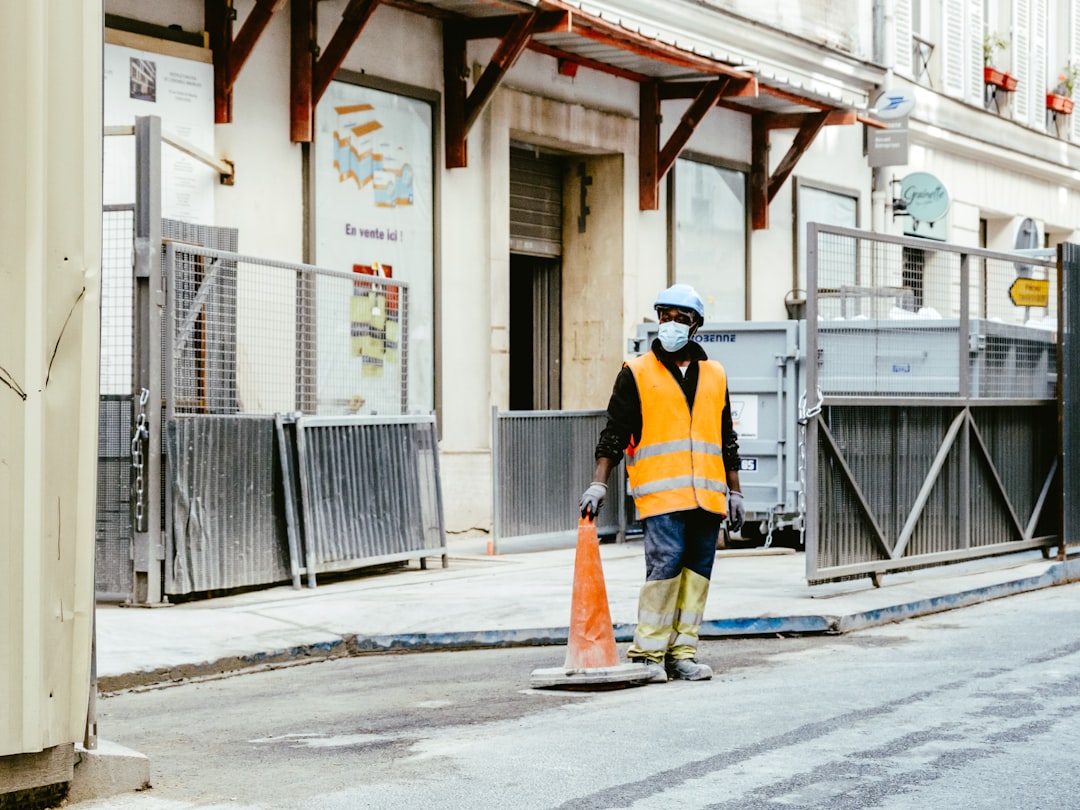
[94, 537, 1080, 692]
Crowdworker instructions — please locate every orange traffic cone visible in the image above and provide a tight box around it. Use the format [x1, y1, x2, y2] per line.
[530, 518, 657, 689]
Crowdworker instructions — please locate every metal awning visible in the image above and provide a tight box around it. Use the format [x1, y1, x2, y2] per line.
[194, 0, 886, 228]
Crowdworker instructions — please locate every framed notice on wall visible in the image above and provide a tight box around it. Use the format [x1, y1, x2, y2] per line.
[102, 30, 216, 224]
[314, 75, 436, 415]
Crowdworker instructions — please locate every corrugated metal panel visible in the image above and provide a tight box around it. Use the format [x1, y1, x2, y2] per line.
[96, 396, 134, 598]
[492, 410, 626, 552]
[510, 148, 563, 257]
[166, 416, 292, 594]
[1061, 243, 1080, 545]
[295, 416, 447, 579]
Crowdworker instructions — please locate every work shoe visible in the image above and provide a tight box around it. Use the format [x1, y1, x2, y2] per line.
[665, 657, 713, 681]
[629, 657, 669, 683]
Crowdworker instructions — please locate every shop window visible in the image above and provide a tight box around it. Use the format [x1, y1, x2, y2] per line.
[795, 182, 859, 296]
[669, 157, 747, 322]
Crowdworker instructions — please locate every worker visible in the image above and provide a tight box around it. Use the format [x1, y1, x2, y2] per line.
[578, 283, 743, 683]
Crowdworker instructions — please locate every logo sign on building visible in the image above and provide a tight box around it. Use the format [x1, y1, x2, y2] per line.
[872, 87, 917, 120]
[900, 172, 949, 222]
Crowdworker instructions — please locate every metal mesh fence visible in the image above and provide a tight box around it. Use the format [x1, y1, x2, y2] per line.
[165, 244, 409, 417]
[96, 207, 136, 598]
[813, 228, 1057, 399]
[101, 207, 135, 396]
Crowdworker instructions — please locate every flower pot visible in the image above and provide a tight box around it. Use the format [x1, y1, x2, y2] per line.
[984, 66, 1018, 91]
[1047, 92, 1074, 114]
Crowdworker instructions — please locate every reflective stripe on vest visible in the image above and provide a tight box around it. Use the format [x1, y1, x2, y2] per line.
[625, 353, 729, 519]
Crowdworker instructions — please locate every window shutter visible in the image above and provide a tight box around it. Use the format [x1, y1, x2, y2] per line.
[1071, 0, 1080, 140]
[967, 0, 985, 106]
[894, 0, 914, 77]
[1013, 0, 1031, 124]
[1030, 0, 1048, 131]
[942, 0, 966, 97]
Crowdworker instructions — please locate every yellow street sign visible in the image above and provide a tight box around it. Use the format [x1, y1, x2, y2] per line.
[1009, 277, 1049, 307]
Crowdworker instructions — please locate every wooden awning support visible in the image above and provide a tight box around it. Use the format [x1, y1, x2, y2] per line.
[750, 110, 851, 230]
[206, 0, 288, 124]
[290, 0, 382, 142]
[444, 11, 556, 168]
[639, 77, 757, 210]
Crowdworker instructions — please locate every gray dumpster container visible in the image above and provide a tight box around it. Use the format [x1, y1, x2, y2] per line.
[630, 321, 805, 544]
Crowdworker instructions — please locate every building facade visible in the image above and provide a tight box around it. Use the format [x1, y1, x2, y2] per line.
[100, 0, 1080, 534]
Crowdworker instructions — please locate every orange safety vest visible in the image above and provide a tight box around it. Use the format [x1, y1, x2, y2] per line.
[625, 352, 730, 519]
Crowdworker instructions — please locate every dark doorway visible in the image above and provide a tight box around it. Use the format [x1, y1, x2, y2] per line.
[509, 255, 561, 410]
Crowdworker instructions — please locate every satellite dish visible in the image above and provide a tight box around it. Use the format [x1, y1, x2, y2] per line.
[1013, 217, 1041, 276]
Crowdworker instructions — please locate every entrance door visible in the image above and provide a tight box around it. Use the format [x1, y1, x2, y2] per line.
[509, 256, 561, 409]
[509, 147, 563, 410]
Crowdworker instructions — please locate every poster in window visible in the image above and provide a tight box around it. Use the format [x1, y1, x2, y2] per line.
[314, 80, 434, 415]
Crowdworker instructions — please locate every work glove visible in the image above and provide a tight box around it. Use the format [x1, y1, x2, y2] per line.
[579, 482, 607, 519]
[727, 491, 745, 533]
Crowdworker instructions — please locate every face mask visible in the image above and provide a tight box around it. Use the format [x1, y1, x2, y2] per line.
[658, 321, 690, 352]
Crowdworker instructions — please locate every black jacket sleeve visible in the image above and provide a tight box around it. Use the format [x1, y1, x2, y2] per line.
[594, 365, 640, 463]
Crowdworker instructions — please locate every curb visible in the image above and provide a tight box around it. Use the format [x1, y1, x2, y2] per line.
[97, 559, 1080, 694]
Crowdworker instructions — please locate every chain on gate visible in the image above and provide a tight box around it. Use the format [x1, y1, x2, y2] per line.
[131, 387, 150, 532]
[795, 387, 823, 549]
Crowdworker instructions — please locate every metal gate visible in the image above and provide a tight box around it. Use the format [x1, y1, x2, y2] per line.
[97, 116, 445, 602]
[804, 224, 1060, 583]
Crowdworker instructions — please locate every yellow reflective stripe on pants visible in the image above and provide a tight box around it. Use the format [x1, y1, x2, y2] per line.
[628, 568, 711, 663]
[668, 568, 710, 660]
[628, 577, 678, 662]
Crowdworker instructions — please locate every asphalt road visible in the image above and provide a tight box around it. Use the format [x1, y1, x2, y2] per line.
[70, 582, 1080, 809]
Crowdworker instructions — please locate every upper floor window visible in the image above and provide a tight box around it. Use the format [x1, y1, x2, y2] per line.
[894, 0, 1061, 131]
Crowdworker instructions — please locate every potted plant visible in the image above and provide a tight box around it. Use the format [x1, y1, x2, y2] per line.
[1047, 61, 1080, 114]
[983, 33, 1017, 90]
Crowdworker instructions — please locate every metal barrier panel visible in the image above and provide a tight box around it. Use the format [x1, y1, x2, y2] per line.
[492, 410, 626, 553]
[1061, 243, 1080, 546]
[294, 415, 447, 580]
[166, 416, 292, 595]
[805, 225, 1060, 584]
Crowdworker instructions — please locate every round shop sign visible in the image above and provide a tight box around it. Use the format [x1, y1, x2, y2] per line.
[900, 172, 950, 222]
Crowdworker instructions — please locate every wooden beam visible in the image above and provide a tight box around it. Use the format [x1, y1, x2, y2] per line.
[750, 114, 769, 230]
[228, 0, 287, 84]
[290, 0, 315, 142]
[205, 0, 234, 123]
[639, 80, 660, 210]
[657, 79, 728, 179]
[750, 110, 831, 230]
[464, 11, 541, 132]
[313, 0, 382, 104]
[444, 20, 468, 168]
[766, 111, 830, 201]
